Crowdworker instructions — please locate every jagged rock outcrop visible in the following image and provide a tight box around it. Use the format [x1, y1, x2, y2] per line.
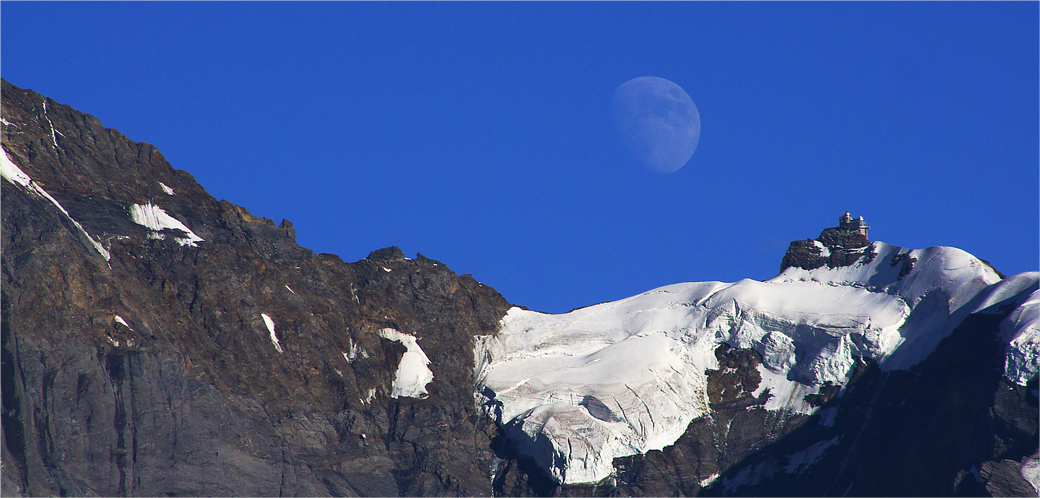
[780, 212, 874, 272]
[1, 79, 511, 496]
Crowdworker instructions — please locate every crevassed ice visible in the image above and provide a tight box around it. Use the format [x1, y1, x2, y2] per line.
[129, 203, 204, 247]
[378, 328, 433, 399]
[475, 242, 1013, 485]
[1000, 287, 1040, 386]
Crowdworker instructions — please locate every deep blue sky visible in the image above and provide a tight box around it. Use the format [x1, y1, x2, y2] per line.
[3, 2, 1037, 313]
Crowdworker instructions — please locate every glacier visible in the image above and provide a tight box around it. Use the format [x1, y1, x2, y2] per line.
[475, 241, 1035, 485]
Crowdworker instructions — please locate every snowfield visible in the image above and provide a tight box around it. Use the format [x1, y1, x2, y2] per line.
[475, 242, 1036, 485]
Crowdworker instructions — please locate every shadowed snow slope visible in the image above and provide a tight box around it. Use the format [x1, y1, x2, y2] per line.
[475, 241, 1034, 485]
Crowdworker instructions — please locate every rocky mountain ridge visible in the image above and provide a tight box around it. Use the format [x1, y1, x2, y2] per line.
[2, 79, 1037, 496]
[2, 79, 510, 496]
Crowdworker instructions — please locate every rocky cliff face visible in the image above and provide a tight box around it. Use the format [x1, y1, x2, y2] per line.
[1, 79, 511, 496]
[2, 79, 1037, 497]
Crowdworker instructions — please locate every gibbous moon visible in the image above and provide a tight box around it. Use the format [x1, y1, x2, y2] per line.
[611, 76, 701, 174]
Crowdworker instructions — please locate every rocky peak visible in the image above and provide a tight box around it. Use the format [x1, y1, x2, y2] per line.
[1, 79, 513, 496]
[780, 211, 875, 272]
[367, 245, 406, 262]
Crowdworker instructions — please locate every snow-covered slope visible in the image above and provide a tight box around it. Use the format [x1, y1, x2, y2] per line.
[475, 242, 1033, 485]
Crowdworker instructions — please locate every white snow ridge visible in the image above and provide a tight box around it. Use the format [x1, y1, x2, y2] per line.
[474, 242, 1028, 485]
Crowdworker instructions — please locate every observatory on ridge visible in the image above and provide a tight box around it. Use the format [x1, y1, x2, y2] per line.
[839, 211, 869, 238]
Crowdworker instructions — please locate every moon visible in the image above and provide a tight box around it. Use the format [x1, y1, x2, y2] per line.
[611, 76, 701, 174]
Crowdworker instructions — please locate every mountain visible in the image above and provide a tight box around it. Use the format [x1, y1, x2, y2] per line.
[478, 226, 1039, 496]
[2, 79, 1037, 497]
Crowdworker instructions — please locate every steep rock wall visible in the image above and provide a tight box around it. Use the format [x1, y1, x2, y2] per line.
[1, 79, 511, 496]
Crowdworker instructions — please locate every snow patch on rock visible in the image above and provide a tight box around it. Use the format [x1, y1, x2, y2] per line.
[363, 387, 377, 404]
[812, 239, 831, 258]
[130, 203, 204, 247]
[378, 328, 433, 399]
[43, 99, 61, 149]
[2, 149, 111, 260]
[159, 182, 175, 195]
[261, 313, 283, 353]
[344, 339, 368, 362]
